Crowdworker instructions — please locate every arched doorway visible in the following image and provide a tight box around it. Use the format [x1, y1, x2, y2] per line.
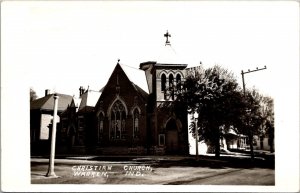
[166, 118, 179, 154]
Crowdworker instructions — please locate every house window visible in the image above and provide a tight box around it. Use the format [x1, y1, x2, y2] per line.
[133, 108, 139, 139]
[161, 74, 166, 91]
[98, 112, 104, 142]
[78, 116, 85, 130]
[159, 134, 165, 146]
[110, 100, 126, 140]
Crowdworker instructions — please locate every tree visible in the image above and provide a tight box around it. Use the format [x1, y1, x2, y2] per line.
[235, 91, 275, 158]
[175, 65, 244, 157]
[260, 96, 274, 153]
[30, 88, 37, 101]
[236, 89, 264, 159]
[166, 65, 270, 159]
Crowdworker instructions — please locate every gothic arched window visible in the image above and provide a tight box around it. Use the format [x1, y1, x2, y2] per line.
[169, 74, 174, 88]
[176, 74, 181, 90]
[110, 100, 126, 140]
[116, 111, 121, 139]
[169, 74, 174, 100]
[98, 112, 104, 143]
[161, 74, 166, 91]
[133, 108, 140, 139]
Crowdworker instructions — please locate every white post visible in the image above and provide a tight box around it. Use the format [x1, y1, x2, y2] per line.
[46, 94, 59, 177]
[194, 112, 199, 161]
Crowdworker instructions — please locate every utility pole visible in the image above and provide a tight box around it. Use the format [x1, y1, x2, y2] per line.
[241, 66, 266, 160]
[46, 93, 59, 177]
[241, 66, 267, 95]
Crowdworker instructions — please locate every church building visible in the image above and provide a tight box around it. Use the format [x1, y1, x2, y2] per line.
[31, 31, 191, 155]
[91, 31, 189, 155]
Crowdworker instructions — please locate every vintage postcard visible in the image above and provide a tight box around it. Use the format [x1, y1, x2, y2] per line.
[1, 1, 299, 192]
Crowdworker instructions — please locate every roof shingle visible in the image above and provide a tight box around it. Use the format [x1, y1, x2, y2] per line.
[30, 93, 73, 112]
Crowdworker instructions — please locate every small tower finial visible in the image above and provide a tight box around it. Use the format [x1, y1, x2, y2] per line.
[164, 30, 171, 45]
[117, 59, 120, 64]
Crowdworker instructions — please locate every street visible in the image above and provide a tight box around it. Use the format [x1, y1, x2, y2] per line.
[31, 155, 274, 185]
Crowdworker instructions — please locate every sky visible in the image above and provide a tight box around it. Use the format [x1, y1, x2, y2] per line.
[2, 1, 299, 99]
[1, 1, 299, 191]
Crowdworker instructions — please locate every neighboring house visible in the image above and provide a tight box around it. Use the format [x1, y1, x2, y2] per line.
[59, 95, 81, 153]
[222, 129, 248, 150]
[77, 88, 102, 148]
[253, 135, 274, 152]
[224, 132, 273, 152]
[59, 88, 102, 154]
[30, 90, 72, 155]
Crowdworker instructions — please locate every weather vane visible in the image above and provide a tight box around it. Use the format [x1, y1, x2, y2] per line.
[164, 30, 171, 45]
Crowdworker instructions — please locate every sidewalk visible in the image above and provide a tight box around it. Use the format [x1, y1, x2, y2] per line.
[31, 154, 275, 185]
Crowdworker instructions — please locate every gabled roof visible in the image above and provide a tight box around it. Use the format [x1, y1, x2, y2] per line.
[30, 93, 73, 112]
[97, 63, 149, 110]
[60, 96, 82, 117]
[78, 90, 102, 113]
[131, 82, 148, 101]
[119, 64, 149, 94]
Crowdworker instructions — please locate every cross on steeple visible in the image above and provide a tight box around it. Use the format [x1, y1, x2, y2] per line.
[164, 30, 171, 45]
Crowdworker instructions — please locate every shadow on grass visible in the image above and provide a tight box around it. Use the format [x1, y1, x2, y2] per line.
[86, 154, 275, 169]
[154, 155, 275, 169]
[32, 153, 274, 170]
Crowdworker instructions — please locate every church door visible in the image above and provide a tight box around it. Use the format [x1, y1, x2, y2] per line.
[166, 119, 179, 154]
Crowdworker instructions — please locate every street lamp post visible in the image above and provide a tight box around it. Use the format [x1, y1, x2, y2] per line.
[194, 111, 199, 161]
[46, 93, 59, 177]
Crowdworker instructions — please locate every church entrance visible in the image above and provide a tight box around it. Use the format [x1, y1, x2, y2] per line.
[165, 119, 179, 154]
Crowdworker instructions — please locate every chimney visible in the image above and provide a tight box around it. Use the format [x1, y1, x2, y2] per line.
[79, 86, 84, 97]
[45, 89, 50, 96]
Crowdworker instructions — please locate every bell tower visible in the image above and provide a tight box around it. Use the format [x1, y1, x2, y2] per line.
[140, 31, 188, 104]
[140, 31, 189, 155]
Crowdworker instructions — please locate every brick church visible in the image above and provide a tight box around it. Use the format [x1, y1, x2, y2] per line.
[30, 31, 191, 155]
